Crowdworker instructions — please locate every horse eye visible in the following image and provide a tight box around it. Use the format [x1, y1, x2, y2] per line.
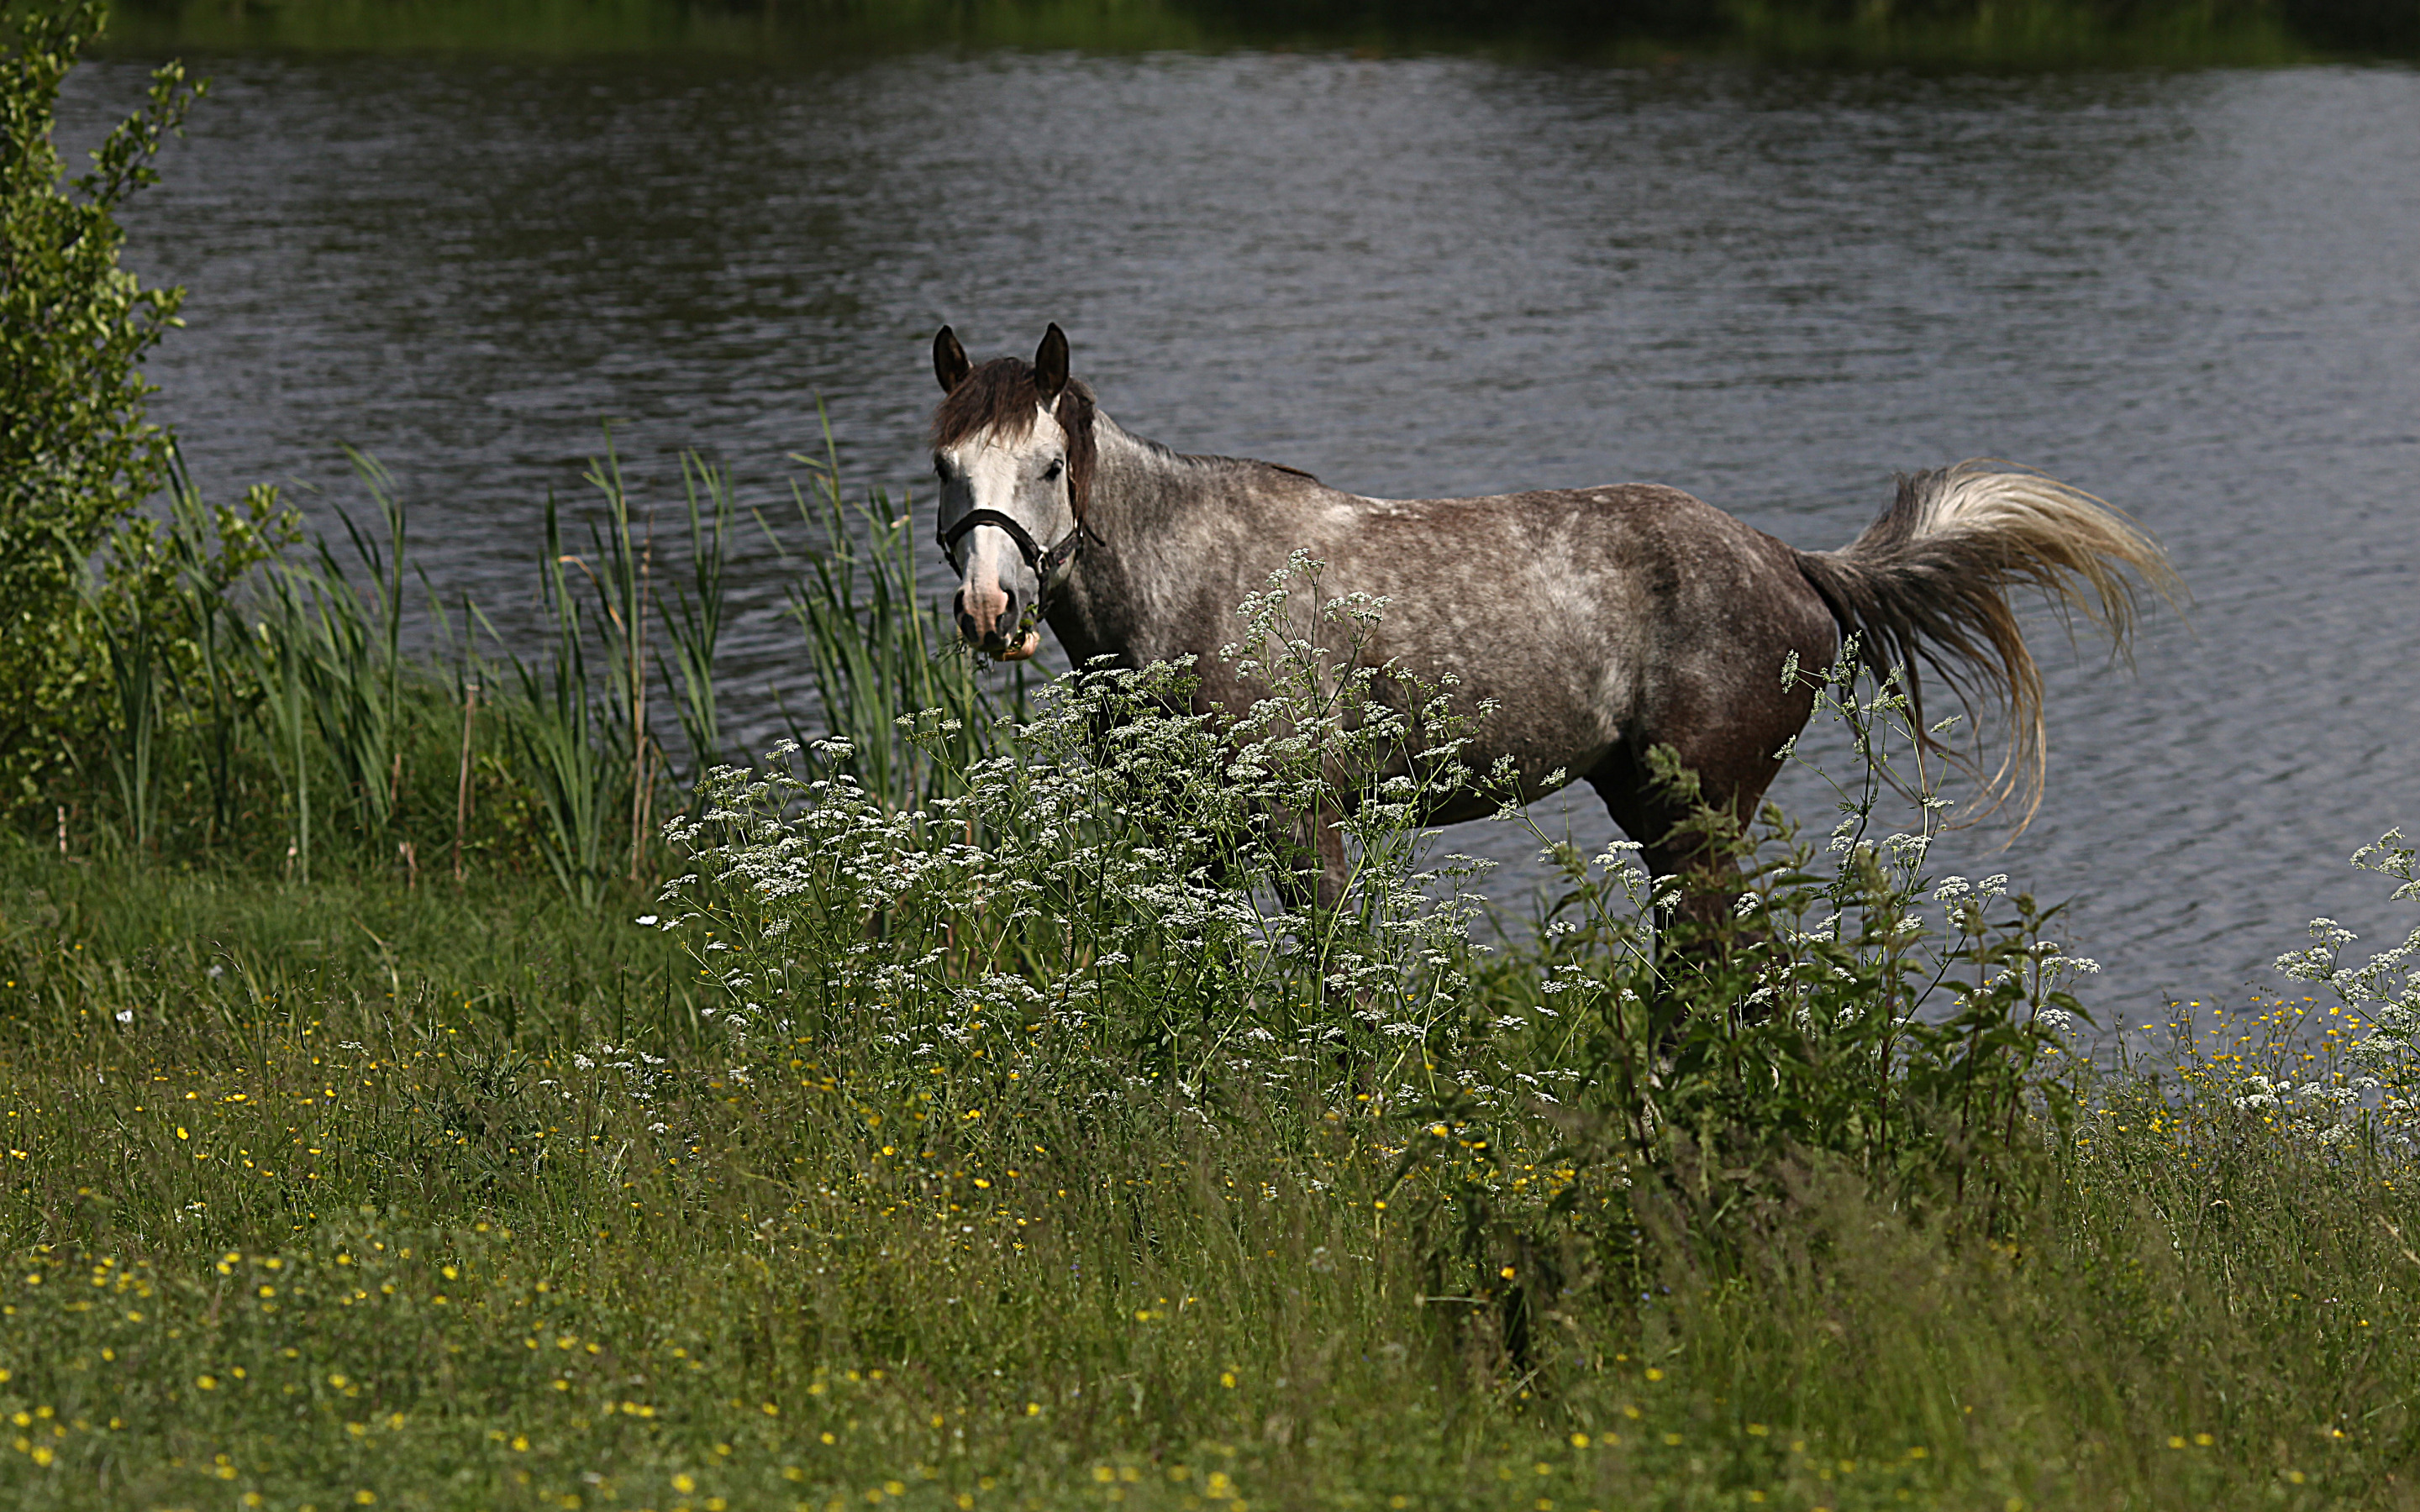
[1043, 459, 1064, 481]
[933, 457, 949, 480]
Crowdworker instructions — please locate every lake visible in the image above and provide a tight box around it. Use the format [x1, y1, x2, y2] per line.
[58, 33, 2420, 1034]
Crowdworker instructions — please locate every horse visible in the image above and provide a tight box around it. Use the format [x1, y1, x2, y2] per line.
[926, 323, 2178, 921]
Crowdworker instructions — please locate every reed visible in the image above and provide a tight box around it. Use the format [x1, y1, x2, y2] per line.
[45, 423, 1060, 912]
[450, 672, 478, 884]
[772, 418, 1021, 816]
[94, 596, 160, 853]
[65, 436, 728, 900]
[251, 563, 319, 882]
[160, 454, 251, 843]
[659, 450, 735, 795]
[498, 490, 624, 910]
[574, 433, 657, 883]
[331, 447, 411, 832]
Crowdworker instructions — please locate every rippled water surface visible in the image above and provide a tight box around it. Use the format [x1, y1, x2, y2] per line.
[60, 47, 2420, 1028]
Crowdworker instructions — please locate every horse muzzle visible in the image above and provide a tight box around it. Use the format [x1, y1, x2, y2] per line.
[954, 580, 1041, 660]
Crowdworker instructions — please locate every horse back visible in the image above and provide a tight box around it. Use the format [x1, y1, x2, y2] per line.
[1141, 475, 1833, 807]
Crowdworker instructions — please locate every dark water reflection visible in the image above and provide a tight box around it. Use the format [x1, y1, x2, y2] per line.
[56, 49, 2420, 1034]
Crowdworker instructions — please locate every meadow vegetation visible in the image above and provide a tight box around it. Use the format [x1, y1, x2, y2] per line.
[7, 603, 2420, 1509]
[10, 8, 2420, 1509]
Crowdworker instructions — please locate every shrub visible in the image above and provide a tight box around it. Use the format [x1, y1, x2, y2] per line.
[0, 0, 203, 802]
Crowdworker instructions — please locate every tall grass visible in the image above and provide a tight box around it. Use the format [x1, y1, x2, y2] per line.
[578, 435, 658, 884]
[317, 448, 411, 840]
[44, 432, 975, 903]
[772, 423, 1021, 816]
[95, 596, 161, 853]
[161, 454, 255, 844]
[660, 451, 735, 795]
[239, 460, 420, 879]
[502, 491, 624, 908]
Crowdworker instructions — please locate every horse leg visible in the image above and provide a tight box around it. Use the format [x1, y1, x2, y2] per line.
[1586, 745, 1749, 931]
[1313, 810, 1348, 910]
[1270, 804, 1349, 911]
[1585, 716, 1797, 1018]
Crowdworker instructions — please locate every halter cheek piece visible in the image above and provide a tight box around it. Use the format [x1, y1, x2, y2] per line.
[936, 508, 1097, 609]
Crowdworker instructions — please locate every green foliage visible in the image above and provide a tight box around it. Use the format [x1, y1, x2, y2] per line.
[0, 0, 203, 801]
[1525, 649, 2087, 1212]
[97, 0, 2360, 65]
[1339, 649, 2098, 1376]
[84, 450, 295, 852]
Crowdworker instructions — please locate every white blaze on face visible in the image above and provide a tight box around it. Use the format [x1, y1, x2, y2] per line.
[955, 440, 1029, 633]
[943, 407, 1071, 650]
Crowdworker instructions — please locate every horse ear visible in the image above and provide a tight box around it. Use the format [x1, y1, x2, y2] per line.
[934, 326, 971, 394]
[1034, 323, 1070, 405]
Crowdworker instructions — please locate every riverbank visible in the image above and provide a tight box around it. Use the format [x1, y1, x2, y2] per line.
[94, 0, 2412, 69]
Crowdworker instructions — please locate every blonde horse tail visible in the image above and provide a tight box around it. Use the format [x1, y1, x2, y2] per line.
[1792, 461, 2183, 830]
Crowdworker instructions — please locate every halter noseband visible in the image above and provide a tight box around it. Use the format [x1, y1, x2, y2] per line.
[936, 508, 1097, 608]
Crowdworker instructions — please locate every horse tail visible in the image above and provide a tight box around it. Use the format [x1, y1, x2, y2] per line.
[1792, 460, 2181, 828]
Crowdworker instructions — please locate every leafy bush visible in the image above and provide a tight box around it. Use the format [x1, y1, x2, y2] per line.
[0, 0, 204, 801]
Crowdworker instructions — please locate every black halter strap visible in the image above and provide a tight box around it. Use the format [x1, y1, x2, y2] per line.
[937, 508, 1094, 605]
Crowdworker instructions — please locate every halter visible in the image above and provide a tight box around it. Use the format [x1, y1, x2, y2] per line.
[936, 507, 1098, 609]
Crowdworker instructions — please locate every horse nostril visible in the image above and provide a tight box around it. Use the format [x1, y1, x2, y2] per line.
[999, 586, 1018, 626]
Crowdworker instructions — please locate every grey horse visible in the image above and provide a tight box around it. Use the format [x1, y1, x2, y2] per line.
[929, 323, 2177, 914]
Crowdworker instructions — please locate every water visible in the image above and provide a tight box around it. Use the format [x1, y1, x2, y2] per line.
[57, 45, 2420, 1032]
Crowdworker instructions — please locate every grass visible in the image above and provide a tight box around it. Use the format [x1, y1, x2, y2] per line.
[42, 432, 945, 902]
[4, 805, 2420, 1509]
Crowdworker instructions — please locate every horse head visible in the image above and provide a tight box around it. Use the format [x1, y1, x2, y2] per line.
[928, 323, 1097, 659]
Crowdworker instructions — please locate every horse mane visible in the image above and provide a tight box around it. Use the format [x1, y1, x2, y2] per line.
[929, 357, 1097, 518]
